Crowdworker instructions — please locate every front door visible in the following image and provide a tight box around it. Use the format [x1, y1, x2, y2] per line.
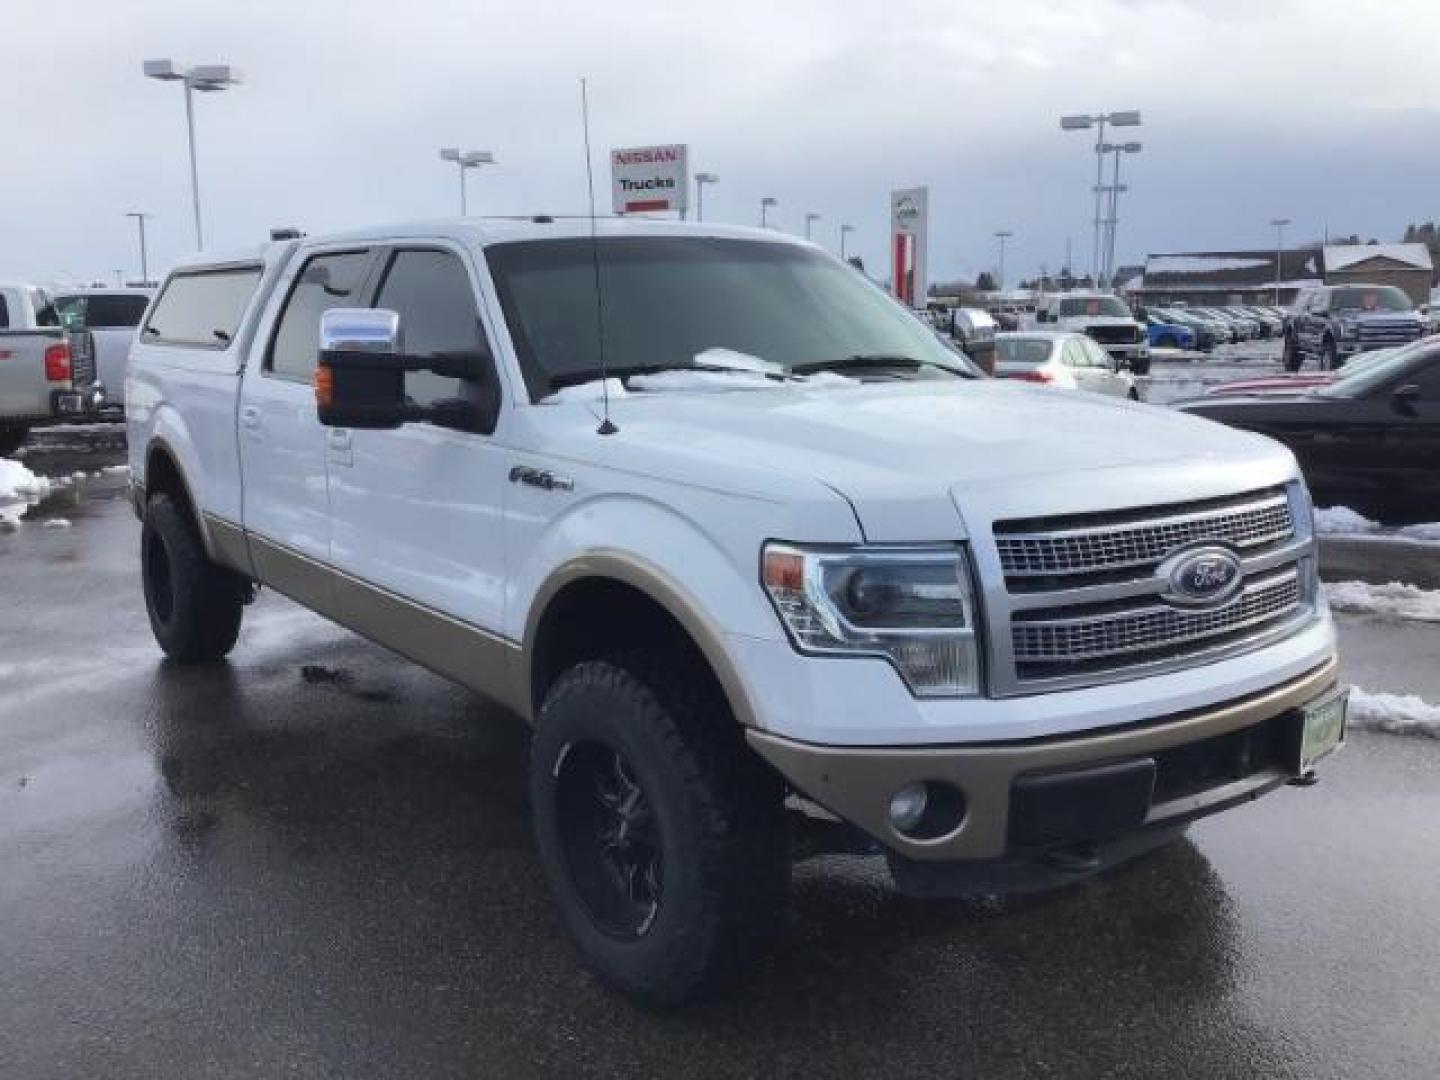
[324, 244, 513, 652]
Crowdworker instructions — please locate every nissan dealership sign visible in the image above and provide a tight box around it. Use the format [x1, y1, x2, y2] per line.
[890, 186, 929, 308]
[611, 144, 689, 215]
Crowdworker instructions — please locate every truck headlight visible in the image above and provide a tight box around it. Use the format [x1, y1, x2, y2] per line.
[761, 543, 982, 697]
[1340, 321, 1359, 339]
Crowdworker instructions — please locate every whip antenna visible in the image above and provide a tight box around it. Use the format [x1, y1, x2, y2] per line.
[580, 77, 617, 435]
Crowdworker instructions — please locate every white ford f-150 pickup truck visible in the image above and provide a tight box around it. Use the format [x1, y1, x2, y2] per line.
[127, 219, 1342, 1005]
[0, 282, 102, 455]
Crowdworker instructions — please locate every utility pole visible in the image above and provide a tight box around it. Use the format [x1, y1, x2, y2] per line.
[126, 211, 152, 285]
[1270, 218, 1291, 305]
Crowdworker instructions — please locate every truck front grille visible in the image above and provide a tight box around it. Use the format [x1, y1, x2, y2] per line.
[1357, 321, 1423, 347]
[988, 487, 1314, 693]
[1085, 325, 1141, 345]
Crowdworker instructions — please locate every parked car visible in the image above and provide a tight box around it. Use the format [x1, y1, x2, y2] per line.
[128, 218, 1341, 1004]
[1179, 338, 1440, 524]
[0, 282, 102, 455]
[53, 287, 153, 413]
[1149, 307, 1219, 351]
[1035, 291, 1151, 374]
[1283, 284, 1426, 372]
[1161, 306, 1233, 344]
[994, 331, 1140, 399]
[1142, 312, 1198, 351]
[1196, 306, 1255, 341]
[1240, 305, 1284, 338]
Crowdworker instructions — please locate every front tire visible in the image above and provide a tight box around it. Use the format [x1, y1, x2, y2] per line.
[1321, 338, 1340, 372]
[0, 424, 29, 457]
[530, 660, 789, 1006]
[141, 493, 246, 662]
[1282, 333, 1301, 372]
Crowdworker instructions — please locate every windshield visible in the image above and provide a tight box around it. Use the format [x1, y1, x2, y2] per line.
[486, 236, 976, 399]
[995, 337, 1054, 366]
[55, 293, 150, 329]
[1329, 286, 1412, 313]
[1316, 340, 1433, 398]
[1058, 296, 1129, 318]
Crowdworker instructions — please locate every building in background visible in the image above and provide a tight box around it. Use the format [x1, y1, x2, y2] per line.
[1128, 242, 1434, 307]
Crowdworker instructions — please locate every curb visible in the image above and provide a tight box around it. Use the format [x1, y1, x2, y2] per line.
[1319, 536, 1440, 589]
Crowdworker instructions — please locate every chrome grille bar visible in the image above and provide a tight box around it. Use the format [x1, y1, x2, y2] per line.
[1012, 569, 1300, 664]
[995, 492, 1293, 578]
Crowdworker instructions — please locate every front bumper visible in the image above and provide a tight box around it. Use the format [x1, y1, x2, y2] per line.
[748, 655, 1337, 863]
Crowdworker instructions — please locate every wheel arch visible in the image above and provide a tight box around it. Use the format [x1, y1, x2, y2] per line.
[141, 437, 216, 560]
[523, 554, 760, 731]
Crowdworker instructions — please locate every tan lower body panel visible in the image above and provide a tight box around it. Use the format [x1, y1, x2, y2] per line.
[244, 533, 527, 717]
[748, 656, 1339, 862]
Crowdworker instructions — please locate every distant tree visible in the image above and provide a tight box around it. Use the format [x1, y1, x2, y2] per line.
[975, 271, 998, 291]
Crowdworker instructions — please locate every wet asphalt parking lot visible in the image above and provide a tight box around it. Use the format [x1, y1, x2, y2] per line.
[2, 425, 1439, 1079]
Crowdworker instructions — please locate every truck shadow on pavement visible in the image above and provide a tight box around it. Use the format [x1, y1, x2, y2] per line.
[123, 642, 1294, 1078]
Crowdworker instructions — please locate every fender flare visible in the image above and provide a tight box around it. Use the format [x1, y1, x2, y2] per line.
[520, 550, 762, 731]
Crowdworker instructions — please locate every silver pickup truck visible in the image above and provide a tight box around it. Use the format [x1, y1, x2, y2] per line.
[0, 283, 103, 455]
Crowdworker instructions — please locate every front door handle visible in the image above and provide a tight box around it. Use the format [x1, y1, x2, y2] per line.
[239, 405, 261, 430]
[327, 426, 353, 467]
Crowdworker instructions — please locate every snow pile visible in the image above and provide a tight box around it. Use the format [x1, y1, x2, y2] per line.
[629, 369, 776, 393]
[1314, 506, 1440, 542]
[1349, 687, 1440, 739]
[0, 458, 51, 501]
[1147, 255, 1270, 275]
[40, 518, 72, 529]
[542, 364, 856, 402]
[1326, 581, 1440, 622]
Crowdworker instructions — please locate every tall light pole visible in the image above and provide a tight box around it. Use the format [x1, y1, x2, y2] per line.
[804, 212, 820, 240]
[1060, 110, 1141, 285]
[439, 148, 496, 216]
[840, 223, 854, 260]
[126, 211, 152, 285]
[760, 196, 778, 229]
[694, 172, 718, 221]
[994, 230, 1013, 290]
[1100, 141, 1142, 286]
[1270, 218, 1291, 305]
[143, 60, 242, 250]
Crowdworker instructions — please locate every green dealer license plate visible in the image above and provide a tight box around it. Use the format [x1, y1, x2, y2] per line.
[1296, 688, 1348, 775]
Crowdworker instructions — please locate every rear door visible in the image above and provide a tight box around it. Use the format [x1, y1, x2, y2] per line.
[325, 243, 512, 641]
[1385, 357, 1440, 518]
[238, 246, 380, 603]
[1080, 336, 1129, 395]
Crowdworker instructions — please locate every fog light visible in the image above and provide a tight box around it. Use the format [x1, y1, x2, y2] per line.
[889, 784, 929, 832]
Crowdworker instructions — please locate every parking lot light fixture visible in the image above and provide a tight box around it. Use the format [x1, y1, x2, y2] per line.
[439, 148, 496, 216]
[760, 197, 778, 229]
[1060, 109, 1142, 285]
[694, 172, 718, 221]
[804, 212, 821, 240]
[1099, 141, 1142, 286]
[143, 59, 241, 250]
[1270, 218, 1291, 305]
[994, 230, 1013, 290]
[840, 223, 854, 260]
[125, 211, 152, 285]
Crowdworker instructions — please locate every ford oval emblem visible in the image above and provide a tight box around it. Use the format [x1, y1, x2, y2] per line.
[1159, 545, 1244, 606]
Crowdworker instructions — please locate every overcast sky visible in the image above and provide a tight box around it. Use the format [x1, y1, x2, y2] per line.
[5, 0, 1440, 287]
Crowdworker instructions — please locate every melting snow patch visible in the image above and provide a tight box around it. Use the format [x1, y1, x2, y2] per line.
[1314, 506, 1440, 543]
[1326, 581, 1440, 622]
[101, 464, 131, 476]
[40, 518, 72, 529]
[0, 459, 50, 500]
[1349, 687, 1440, 739]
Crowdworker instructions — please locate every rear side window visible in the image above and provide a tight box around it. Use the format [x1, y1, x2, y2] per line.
[57, 293, 150, 329]
[142, 268, 262, 347]
[0, 293, 8, 328]
[372, 249, 489, 406]
[268, 251, 374, 381]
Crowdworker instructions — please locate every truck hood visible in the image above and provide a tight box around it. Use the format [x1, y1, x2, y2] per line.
[581, 380, 1295, 541]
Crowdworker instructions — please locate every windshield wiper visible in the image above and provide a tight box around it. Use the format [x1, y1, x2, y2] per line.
[792, 354, 922, 375]
[549, 360, 795, 391]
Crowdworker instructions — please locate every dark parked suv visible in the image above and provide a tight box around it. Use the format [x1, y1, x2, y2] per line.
[1284, 284, 1425, 371]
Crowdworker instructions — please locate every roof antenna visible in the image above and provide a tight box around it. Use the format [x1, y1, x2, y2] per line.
[580, 77, 618, 436]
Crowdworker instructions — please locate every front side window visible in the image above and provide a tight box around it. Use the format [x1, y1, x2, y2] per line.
[372, 249, 490, 407]
[487, 237, 974, 400]
[268, 251, 373, 381]
[142, 268, 262, 347]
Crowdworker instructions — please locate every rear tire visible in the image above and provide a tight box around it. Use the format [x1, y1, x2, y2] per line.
[1282, 333, 1301, 372]
[141, 493, 246, 662]
[1321, 338, 1340, 372]
[530, 659, 789, 1007]
[1129, 355, 1151, 376]
[0, 424, 29, 457]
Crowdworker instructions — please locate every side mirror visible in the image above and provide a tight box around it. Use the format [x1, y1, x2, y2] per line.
[1392, 383, 1421, 414]
[315, 308, 497, 432]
